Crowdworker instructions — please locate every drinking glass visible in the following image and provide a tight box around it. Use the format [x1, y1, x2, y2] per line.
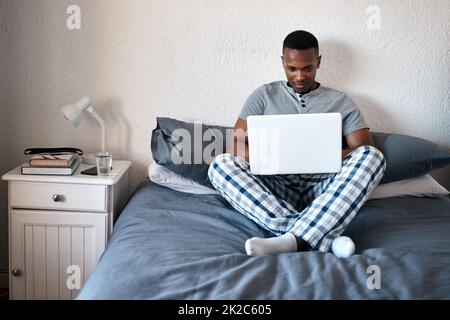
[96, 152, 112, 176]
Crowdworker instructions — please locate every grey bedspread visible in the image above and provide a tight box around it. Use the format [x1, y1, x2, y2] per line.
[78, 181, 450, 299]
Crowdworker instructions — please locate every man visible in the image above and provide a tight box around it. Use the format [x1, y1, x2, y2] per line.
[208, 30, 386, 256]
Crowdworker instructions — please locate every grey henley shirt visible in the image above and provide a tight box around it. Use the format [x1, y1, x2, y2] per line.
[239, 81, 368, 136]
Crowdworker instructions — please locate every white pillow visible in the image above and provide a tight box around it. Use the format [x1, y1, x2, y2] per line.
[368, 174, 449, 200]
[148, 162, 219, 195]
[148, 162, 449, 199]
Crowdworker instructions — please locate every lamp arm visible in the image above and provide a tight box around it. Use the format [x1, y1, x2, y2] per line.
[87, 106, 106, 153]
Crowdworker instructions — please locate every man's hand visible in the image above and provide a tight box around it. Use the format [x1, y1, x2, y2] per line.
[228, 118, 249, 162]
[342, 128, 376, 159]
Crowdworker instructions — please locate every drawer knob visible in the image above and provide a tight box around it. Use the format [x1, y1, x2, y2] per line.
[11, 268, 21, 277]
[52, 194, 62, 202]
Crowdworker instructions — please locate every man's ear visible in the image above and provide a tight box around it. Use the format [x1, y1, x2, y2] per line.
[316, 55, 322, 69]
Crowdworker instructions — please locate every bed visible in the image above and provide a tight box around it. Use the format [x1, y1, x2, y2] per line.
[77, 179, 450, 299]
[78, 117, 450, 299]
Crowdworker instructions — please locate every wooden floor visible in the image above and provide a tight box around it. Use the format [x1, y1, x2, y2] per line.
[0, 288, 9, 300]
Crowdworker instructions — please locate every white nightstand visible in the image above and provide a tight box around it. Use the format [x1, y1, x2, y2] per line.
[1, 160, 131, 300]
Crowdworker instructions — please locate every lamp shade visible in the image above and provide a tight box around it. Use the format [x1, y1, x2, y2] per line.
[60, 96, 93, 127]
[59, 96, 107, 154]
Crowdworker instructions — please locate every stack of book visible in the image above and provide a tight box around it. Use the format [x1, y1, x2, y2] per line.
[21, 153, 81, 175]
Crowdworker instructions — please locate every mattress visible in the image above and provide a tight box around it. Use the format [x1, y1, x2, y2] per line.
[78, 181, 450, 299]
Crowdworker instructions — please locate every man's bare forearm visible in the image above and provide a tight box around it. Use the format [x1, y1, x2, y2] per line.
[228, 138, 249, 163]
[342, 148, 355, 159]
[228, 125, 250, 163]
[342, 144, 376, 159]
[343, 129, 377, 160]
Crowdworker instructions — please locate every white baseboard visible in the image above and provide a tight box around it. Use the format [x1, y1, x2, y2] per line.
[0, 271, 8, 288]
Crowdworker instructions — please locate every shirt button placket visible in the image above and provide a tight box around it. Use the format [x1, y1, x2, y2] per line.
[299, 94, 306, 111]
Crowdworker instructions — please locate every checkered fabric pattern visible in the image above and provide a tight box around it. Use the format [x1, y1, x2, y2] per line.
[208, 145, 386, 252]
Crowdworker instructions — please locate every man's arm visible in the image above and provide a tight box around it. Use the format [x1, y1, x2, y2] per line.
[342, 128, 376, 159]
[227, 118, 250, 162]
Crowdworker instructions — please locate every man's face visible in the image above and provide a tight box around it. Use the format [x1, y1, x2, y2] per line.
[282, 48, 321, 93]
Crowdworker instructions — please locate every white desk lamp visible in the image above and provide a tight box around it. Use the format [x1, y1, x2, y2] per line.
[60, 96, 106, 164]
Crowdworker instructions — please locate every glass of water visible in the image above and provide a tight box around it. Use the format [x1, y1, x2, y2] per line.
[96, 152, 112, 176]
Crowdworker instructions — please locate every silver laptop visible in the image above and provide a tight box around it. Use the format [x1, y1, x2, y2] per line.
[247, 113, 342, 175]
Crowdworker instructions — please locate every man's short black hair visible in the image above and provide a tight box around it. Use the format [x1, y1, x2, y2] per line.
[283, 30, 319, 54]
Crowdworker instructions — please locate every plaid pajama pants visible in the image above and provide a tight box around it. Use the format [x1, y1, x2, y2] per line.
[208, 145, 386, 252]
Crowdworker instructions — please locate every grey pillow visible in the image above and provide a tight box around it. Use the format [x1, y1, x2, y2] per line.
[151, 117, 450, 187]
[151, 117, 232, 188]
[372, 132, 450, 184]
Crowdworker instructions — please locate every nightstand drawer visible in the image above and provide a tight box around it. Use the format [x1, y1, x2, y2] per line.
[10, 181, 107, 212]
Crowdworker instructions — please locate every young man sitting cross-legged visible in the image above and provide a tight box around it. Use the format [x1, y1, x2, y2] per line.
[208, 30, 386, 256]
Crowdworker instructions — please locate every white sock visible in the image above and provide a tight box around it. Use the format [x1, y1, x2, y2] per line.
[245, 233, 297, 256]
[331, 236, 355, 258]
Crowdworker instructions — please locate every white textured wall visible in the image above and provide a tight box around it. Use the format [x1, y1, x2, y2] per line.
[1, 0, 449, 281]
